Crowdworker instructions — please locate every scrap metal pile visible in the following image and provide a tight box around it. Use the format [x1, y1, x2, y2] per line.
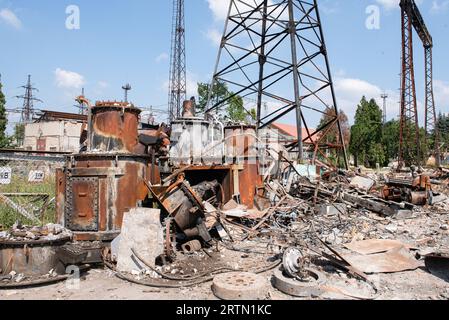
[105, 134, 449, 299]
[1, 98, 448, 300]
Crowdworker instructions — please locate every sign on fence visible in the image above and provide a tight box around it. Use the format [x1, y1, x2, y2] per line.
[0, 167, 12, 185]
[28, 170, 45, 183]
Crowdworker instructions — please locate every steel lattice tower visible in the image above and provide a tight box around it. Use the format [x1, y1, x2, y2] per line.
[399, 4, 420, 165]
[399, 0, 439, 166]
[206, 0, 348, 168]
[168, 0, 186, 123]
[16, 75, 42, 123]
[424, 46, 439, 165]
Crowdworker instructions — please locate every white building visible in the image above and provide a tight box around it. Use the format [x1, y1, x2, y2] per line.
[23, 110, 86, 153]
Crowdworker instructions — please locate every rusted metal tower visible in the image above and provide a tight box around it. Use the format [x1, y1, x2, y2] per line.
[76, 88, 87, 115]
[399, 0, 439, 166]
[15, 75, 42, 123]
[168, 0, 186, 123]
[206, 0, 348, 169]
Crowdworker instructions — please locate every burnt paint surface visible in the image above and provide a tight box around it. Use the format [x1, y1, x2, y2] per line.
[239, 162, 263, 209]
[91, 107, 140, 153]
[58, 154, 160, 241]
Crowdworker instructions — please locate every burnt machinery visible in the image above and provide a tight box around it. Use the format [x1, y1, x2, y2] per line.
[382, 167, 433, 206]
[56, 100, 163, 242]
[399, 0, 440, 166]
[169, 100, 264, 210]
[56, 98, 237, 261]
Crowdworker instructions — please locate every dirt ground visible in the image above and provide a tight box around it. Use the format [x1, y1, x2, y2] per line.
[1, 208, 448, 301]
[0, 255, 448, 301]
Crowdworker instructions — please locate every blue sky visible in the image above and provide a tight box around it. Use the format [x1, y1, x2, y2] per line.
[0, 0, 448, 132]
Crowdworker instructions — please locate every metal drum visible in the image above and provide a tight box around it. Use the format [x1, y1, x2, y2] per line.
[90, 101, 141, 153]
[224, 125, 263, 209]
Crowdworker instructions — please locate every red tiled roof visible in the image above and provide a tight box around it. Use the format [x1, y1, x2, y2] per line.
[270, 123, 318, 143]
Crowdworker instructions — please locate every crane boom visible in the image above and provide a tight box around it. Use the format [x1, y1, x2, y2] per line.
[400, 0, 432, 47]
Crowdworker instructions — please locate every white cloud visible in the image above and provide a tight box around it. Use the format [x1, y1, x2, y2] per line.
[376, 0, 423, 11]
[206, 0, 285, 21]
[156, 52, 169, 63]
[205, 28, 222, 46]
[319, 0, 341, 15]
[0, 8, 22, 29]
[334, 77, 400, 123]
[430, 0, 449, 13]
[162, 71, 202, 99]
[376, 0, 400, 10]
[206, 0, 231, 21]
[54, 68, 85, 89]
[434, 80, 449, 110]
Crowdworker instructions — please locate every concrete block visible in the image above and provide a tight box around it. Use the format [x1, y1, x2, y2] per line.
[350, 176, 375, 192]
[319, 203, 348, 216]
[116, 208, 164, 273]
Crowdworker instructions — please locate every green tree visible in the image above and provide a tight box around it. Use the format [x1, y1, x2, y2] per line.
[349, 97, 385, 168]
[317, 107, 350, 167]
[197, 81, 229, 114]
[0, 77, 10, 148]
[226, 95, 246, 122]
[437, 113, 449, 154]
[197, 81, 251, 123]
[14, 124, 25, 147]
[381, 119, 400, 164]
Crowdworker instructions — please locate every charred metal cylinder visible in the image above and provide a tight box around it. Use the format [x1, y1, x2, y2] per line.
[224, 125, 263, 209]
[89, 101, 141, 153]
[57, 101, 161, 242]
[57, 154, 159, 242]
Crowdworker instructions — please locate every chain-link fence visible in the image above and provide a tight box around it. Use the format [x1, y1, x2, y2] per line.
[0, 160, 57, 229]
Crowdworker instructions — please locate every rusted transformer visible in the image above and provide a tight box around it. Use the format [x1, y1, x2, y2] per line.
[224, 125, 264, 209]
[169, 120, 224, 167]
[56, 101, 160, 242]
[168, 123, 263, 210]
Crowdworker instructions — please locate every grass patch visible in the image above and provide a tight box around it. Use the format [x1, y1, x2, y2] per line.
[0, 176, 56, 229]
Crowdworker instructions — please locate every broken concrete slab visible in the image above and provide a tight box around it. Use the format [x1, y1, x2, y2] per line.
[222, 208, 249, 218]
[319, 203, 348, 216]
[116, 208, 164, 273]
[343, 247, 421, 274]
[350, 176, 375, 192]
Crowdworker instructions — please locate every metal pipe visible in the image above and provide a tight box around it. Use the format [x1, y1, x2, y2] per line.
[287, 0, 303, 162]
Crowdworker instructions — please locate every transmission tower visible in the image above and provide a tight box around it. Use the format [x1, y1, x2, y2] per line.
[15, 75, 42, 123]
[167, 0, 186, 123]
[206, 0, 348, 168]
[76, 88, 87, 115]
